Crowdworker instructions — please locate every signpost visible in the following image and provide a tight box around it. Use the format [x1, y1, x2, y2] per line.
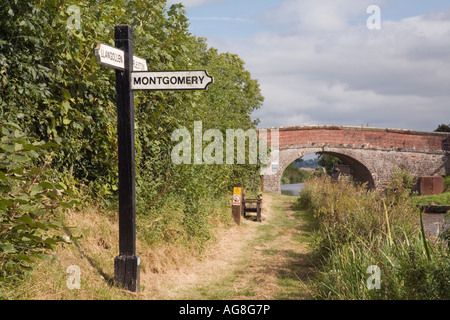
[95, 42, 148, 71]
[95, 25, 213, 293]
[131, 70, 213, 91]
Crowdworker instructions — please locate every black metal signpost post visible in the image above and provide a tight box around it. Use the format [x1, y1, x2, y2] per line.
[95, 24, 212, 293]
[113, 25, 139, 293]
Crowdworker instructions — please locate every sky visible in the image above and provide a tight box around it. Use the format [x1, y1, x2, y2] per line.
[166, 0, 450, 132]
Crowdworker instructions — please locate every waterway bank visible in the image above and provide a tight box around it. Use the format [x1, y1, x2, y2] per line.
[280, 183, 447, 237]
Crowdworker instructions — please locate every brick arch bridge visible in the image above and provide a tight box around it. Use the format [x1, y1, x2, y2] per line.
[260, 125, 450, 193]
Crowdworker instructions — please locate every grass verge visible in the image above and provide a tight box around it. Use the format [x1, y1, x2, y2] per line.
[411, 192, 450, 205]
[0, 195, 233, 300]
[298, 176, 450, 300]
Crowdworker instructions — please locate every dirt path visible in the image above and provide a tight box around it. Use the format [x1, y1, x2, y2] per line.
[144, 193, 315, 300]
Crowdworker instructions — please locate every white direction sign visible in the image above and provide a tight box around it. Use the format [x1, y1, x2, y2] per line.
[131, 70, 213, 91]
[95, 42, 147, 71]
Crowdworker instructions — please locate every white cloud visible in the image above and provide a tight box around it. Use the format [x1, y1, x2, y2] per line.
[260, 0, 387, 32]
[208, 1, 450, 131]
[191, 16, 253, 22]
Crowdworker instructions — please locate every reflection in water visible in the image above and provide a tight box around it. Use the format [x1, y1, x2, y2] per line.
[422, 214, 446, 237]
[280, 183, 305, 196]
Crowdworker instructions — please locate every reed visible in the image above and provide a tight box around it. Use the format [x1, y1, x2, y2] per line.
[298, 172, 449, 300]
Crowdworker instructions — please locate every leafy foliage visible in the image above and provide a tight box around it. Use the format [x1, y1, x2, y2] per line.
[280, 162, 314, 184]
[1, 0, 262, 193]
[435, 123, 450, 132]
[0, 0, 264, 274]
[0, 123, 74, 282]
[316, 153, 344, 175]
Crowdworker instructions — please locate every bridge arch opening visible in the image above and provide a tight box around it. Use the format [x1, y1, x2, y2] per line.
[275, 149, 376, 194]
[317, 151, 375, 189]
[279, 153, 319, 196]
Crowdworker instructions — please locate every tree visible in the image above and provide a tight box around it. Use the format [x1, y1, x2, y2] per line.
[1, 0, 263, 197]
[1, 0, 264, 247]
[317, 153, 344, 175]
[435, 124, 450, 132]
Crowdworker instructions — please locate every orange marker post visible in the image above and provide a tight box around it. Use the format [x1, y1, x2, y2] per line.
[232, 184, 243, 225]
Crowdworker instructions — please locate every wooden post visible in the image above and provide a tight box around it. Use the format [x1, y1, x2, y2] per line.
[95, 24, 213, 293]
[113, 25, 139, 293]
[256, 200, 262, 222]
[241, 188, 245, 218]
[232, 184, 243, 225]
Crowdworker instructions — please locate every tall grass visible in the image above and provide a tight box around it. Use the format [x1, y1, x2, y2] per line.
[298, 172, 449, 300]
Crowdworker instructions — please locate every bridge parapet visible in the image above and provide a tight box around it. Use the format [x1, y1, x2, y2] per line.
[261, 125, 450, 153]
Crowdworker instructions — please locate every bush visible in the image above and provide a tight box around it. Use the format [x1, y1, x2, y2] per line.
[280, 163, 313, 184]
[0, 0, 263, 201]
[0, 0, 264, 294]
[1, 0, 263, 254]
[0, 122, 74, 283]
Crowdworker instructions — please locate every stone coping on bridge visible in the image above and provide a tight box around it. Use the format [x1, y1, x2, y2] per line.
[258, 125, 450, 137]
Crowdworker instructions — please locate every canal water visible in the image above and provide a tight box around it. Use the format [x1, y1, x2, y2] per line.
[280, 183, 305, 196]
[422, 213, 447, 237]
[280, 183, 447, 237]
